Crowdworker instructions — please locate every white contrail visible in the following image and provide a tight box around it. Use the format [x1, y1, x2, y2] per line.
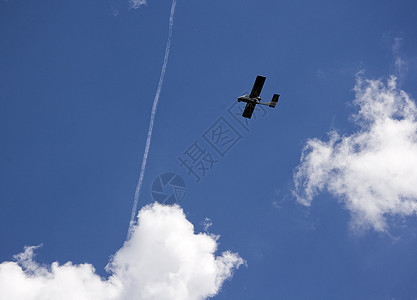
[128, 0, 177, 239]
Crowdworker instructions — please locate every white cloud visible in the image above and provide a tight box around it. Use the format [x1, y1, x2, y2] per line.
[391, 36, 409, 79]
[201, 218, 213, 232]
[129, 0, 147, 9]
[293, 74, 417, 232]
[0, 203, 244, 300]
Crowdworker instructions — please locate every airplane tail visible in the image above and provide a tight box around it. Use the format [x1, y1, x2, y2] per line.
[269, 94, 280, 107]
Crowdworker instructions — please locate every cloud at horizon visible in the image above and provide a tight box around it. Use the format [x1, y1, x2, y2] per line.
[0, 203, 244, 300]
[293, 74, 417, 232]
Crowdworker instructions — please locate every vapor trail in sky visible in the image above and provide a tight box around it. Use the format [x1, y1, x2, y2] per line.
[128, 0, 177, 239]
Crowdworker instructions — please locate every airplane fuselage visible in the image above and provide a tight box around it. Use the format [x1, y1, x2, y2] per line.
[237, 94, 261, 104]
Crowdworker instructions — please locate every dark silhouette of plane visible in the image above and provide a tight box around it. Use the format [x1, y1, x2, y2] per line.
[237, 75, 280, 119]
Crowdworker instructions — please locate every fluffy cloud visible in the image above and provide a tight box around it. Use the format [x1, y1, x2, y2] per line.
[293, 74, 417, 231]
[0, 204, 244, 300]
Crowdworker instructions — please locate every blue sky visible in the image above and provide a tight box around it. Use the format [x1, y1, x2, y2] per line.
[1, 0, 417, 299]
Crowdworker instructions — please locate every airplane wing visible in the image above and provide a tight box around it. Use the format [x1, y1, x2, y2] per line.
[242, 102, 256, 119]
[249, 75, 266, 98]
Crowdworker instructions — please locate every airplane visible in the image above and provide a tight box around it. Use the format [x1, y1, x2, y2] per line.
[237, 75, 280, 119]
